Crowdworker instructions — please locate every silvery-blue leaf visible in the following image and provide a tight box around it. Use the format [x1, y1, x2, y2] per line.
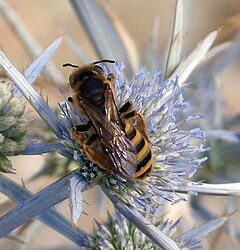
[207, 39, 240, 74]
[0, 52, 66, 139]
[21, 142, 73, 159]
[20, 142, 64, 155]
[160, 181, 240, 196]
[191, 197, 214, 221]
[207, 41, 232, 59]
[181, 216, 227, 243]
[0, 1, 64, 84]
[168, 30, 218, 84]
[191, 40, 240, 91]
[188, 40, 240, 129]
[0, 173, 69, 237]
[226, 197, 239, 238]
[96, 0, 140, 72]
[206, 130, 240, 143]
[0, 174, 91, 246]
[0, 0, 42, 57]
[69, 173, 87, 230]
[164, 0, 183, 78]
[69, 0, 134, 74]
[14, 37, 62, 97]
[24, 38, 63, 84]
[0, 172, 88, 238]
[102, 185, 180, 250]
[146, 17, 160, 71]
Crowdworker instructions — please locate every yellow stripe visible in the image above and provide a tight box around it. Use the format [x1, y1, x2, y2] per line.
[124, 122, 132, 134]
[131, 129, 141, 145]
[134, 153, 153, 177]
[136, 138, 148, 161]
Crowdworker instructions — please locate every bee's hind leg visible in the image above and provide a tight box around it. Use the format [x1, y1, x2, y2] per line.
[82, 134, 112, 173]
[72, 121, 92, 145]
[73, 125, 110, 172]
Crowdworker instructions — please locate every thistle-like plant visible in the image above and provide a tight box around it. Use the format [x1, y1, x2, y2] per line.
[0, 83, 26, 173]
[0, 0, 240, 249]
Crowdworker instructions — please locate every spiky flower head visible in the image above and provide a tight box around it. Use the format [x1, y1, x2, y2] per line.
[59, 61, 207, 215]
[0, 82, 27, 173]
[89, 211, 202, 250]
[0, 43, 230, 248]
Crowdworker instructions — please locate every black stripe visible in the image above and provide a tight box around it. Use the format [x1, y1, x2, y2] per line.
[119, 101, 132, 114]
[127, 127, 136, 140]
[74, 121, 91, 132]
[136, 150, 152, 172]
[121, 123, 126, 131]
[136, 165, 152, 179]
[123, 111, 135, 119]
[135, 137, 145, 153]
[85, 133, 98, 146]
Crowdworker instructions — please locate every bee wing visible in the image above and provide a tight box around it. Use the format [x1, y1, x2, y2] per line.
[78, 92, 137, 179]
[104, 83, 122, 125]
[106, 132, 137, 179]
[97, 117, 137, 179]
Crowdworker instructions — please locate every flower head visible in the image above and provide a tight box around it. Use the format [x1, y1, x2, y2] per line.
[89, 208, 227, 250]
[90, 212, 182, 250]
[0, 0, 238, 246]
[60, 61, 207, 215]
[0, 82, 27, 173]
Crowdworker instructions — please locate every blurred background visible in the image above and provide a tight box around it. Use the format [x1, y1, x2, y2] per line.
[1, 0, 240, 249]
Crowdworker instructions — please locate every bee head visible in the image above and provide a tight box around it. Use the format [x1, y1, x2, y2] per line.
[63, 60, 115, 92]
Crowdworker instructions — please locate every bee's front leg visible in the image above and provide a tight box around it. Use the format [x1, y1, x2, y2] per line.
[73, 124, 111, 172]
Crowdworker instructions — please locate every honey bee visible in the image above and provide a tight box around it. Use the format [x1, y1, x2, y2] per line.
[63, 60, 153, 180]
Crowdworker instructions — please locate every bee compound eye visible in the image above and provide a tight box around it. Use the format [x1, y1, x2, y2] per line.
[69, 74, 75, 87]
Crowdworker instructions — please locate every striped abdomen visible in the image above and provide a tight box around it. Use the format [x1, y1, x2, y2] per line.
[124, 122, 153, 180]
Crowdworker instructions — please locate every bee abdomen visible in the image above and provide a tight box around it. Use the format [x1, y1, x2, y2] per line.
[135, 148, 153, 177]
[125, 123, 153, 179]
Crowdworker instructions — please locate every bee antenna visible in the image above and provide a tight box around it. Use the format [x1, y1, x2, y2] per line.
[63, 63, 79, 68]
[92, 59, 115, 65]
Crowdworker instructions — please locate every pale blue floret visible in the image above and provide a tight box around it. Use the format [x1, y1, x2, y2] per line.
[57, 61, 208, 212]
[0, 24, 236, 247]
[90, 210, 207, 249]
[111, 62, 207, 177]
